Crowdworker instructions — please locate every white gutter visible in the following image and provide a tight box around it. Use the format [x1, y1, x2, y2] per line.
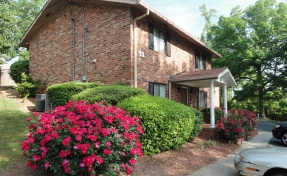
[133, 9, 149, 88]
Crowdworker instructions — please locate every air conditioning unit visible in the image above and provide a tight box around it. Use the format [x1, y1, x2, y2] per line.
[35, 94, 46, 112]
[45, 94, 52, 112]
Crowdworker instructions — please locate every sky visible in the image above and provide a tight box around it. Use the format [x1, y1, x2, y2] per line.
[143, 0, 287, 38]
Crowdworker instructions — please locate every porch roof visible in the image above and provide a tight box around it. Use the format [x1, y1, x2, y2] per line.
[169, 67, 236, 88]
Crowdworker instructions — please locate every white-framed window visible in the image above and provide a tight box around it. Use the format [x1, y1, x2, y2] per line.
[154, 28, 165, 54]
[195, 51, 206, 70]
[199, 91, 207, 108]
[149, 82, 166, 98]
[148, 23, 171, 57]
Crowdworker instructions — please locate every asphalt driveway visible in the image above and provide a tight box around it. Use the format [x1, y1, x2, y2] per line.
[187, 119, 284, 176]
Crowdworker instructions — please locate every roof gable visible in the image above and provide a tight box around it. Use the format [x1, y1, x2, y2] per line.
[19, 0, 221, 58]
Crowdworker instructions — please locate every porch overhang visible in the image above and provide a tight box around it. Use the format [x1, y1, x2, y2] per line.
[169, 67, 236, 129]
[169, 67, 236, 88]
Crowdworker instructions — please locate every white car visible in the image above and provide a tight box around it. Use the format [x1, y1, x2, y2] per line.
[234, 147, 287, 176]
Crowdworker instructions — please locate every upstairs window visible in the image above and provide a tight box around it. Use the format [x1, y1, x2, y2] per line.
[148, 23, 171, 57]
[195, 51, 206, 70]
[149, 82, 166, 98]
[199, 91, 207, 108]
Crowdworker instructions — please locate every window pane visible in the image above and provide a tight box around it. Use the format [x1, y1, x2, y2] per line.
[159, 84, 166, 97]
[154, 28, 159, 51]
[199, 91, 205, 108]
[159, 31, 165, 54]
[199, 55, 203, 69]
[154, 83, 160, 96]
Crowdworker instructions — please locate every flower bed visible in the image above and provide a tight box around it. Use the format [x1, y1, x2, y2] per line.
[22, 100, 144, 176]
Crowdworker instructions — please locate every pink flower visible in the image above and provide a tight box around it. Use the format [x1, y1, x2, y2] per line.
[32, 164, 37, 170]
[26, 161, 32, 167]
[79, 162, 85, 168]
[95, 156, 104, 164]
[94, 142, 100, 149]
[106, 141, 112, 148]
[26, 118, 32, 122]
[129, 159, 137, 165]
[126, 167, 133, 174]
[76, 135, 82, 142]
[122, 163, 127, 170]
[44, 162, 50, 170]
[62, 137, 71, 147]
[103, 149, 112, 155]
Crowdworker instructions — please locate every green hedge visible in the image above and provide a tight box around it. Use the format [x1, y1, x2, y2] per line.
[117, 95, 196, 155]
[46, 82, 102, 106]
[189, 109, 204, 140]
[71, 85, 146, 105]
[201, 107, 224, 124]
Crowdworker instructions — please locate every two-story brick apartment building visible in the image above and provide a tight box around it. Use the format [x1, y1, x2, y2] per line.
[19, 0, 236, 127]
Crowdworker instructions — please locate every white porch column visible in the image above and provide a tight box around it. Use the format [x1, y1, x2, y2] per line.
[223, 84, 228, 117]
[168, 82, 171, 100]
[210, 80, 215, 128]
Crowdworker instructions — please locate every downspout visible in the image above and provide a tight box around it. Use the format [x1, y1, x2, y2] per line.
[133, 9, 149, 88]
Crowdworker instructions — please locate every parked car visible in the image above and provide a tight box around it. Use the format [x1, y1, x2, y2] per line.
[272, 121, 287, 146]
[234, 147, 287, 176]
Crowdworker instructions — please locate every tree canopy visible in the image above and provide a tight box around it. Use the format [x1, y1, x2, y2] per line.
[0, 0, 46, 63]
[205, 0, 287, 117]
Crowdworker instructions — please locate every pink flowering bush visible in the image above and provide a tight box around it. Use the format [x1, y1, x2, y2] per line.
[216, 116, 245, 142]
[216, 109, 257, 142]
[22, 100, 144, 176]
[228, 109, 258, 131]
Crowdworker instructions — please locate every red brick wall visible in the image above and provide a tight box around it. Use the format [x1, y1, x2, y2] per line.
[135, 20, 212, 107]
[29, 3, 133, 86]
[28, 2, 217, 108]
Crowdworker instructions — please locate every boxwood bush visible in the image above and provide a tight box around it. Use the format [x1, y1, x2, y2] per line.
[189, 109, 204, 140]
[71, 85, 146, 105]
[46, 82, 102, 106]
[117, 95, 196, 155]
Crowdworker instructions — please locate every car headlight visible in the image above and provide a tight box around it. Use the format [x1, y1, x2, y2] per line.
[274, 124, 281, 128]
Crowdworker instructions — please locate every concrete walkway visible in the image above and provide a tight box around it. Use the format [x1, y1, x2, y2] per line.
[187, 131, 273, 176]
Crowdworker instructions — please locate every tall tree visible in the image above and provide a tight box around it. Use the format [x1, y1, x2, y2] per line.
[0, 0, 45, 63]
[199, 4, 217, 47]
[207, 0, 287, 118]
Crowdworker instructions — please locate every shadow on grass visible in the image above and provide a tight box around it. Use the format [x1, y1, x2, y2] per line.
[0, 108, 33, 169]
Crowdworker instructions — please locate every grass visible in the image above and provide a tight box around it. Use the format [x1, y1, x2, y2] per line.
[0, 97, 32, 169]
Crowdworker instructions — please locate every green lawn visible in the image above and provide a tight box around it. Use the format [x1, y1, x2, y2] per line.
[0, 97, 32, 169]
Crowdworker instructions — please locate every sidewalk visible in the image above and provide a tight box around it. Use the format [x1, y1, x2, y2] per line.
[187, 131, 273, 176]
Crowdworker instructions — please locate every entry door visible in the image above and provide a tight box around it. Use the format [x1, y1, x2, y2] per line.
[181, 88, 188, 105]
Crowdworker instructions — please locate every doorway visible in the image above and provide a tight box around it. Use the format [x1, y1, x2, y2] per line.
[181, 88, 188, 105]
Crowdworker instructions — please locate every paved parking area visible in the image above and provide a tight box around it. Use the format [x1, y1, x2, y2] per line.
[187, 119, 285, 176]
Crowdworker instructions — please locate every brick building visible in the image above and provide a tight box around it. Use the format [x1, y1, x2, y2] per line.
[19, 0, 236, 127]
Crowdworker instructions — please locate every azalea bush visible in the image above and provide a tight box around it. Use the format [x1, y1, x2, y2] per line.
[22, 100, 144, 176]
[229, 109, 257, 131]
[216, 116, 245, 142]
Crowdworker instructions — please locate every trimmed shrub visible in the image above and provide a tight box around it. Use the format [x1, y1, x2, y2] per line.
[201, 107, 224, 124]
[9, 59, 29, 83]
[71, 85, 146, 106]
[46, 82, 102, 107]
[117, 95, 195, 155]
[189, 109, 204, 140]
[16, 73, 45, 98]
[22, 101, 144, 176]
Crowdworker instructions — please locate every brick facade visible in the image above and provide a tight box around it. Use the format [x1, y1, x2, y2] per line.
[27, 2, 219, 109]
[29, 3, 133, 86]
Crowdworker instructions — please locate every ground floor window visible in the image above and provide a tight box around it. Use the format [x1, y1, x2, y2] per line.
[149, 82, 166, 97]
[199, 91, 207, 108]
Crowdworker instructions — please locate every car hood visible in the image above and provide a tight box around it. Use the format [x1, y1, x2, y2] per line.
[240, 147, 287, 168]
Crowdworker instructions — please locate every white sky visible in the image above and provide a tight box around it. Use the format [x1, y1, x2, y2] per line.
[143, 0, 287, 38]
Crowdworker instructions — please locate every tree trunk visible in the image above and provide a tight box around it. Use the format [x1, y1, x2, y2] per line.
[259, 88, 265, 118]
